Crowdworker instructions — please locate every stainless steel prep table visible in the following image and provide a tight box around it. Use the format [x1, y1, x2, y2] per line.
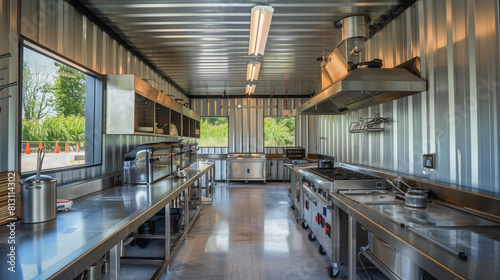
[0, 161, 214, 280]
[330, 190, 500, 280]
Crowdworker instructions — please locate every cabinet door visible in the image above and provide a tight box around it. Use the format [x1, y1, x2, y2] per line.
[227, 161, 246, 180]
[246, 160, 265, 180]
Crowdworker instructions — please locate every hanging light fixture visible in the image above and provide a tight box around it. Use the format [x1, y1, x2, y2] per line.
[246, 83, 256, 95]
[248, 5, 274, 56]
[246, 61, 261, 81]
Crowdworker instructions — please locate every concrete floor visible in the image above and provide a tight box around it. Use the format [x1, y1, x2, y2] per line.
[117, 182, 386, 280]
[164, 182, 333, 280]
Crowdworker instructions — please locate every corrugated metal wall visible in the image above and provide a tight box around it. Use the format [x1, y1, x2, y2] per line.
[192, 97, 310, 153]
[19, 0, 187, 102]
[318, 0, 500, 193]
[0, 0, 20, 172]
[193, 97, 311, 181]
[0, 0, 189, 184]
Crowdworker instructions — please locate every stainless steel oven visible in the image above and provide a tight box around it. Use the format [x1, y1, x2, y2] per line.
[298, 167, 386, 276]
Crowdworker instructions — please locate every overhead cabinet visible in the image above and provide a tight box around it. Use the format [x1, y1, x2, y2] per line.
[183, 106, 201, 138]
[105, 75, 200, 138]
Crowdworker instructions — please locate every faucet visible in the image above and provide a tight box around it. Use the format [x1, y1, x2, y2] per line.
[393, 176, 413, 191]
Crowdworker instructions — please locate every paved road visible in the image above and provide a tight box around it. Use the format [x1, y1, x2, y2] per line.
[21, 152, 85, 173]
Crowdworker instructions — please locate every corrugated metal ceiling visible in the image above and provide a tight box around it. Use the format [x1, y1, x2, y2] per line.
[78, 0, 414, 96]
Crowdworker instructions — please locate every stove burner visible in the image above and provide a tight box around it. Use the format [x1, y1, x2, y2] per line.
[308, 168, 379, 181]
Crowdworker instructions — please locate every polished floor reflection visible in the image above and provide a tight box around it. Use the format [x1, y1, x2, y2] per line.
[164, 182, 332, 279]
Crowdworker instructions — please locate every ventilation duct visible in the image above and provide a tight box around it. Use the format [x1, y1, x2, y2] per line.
[294, 16, 426, 115]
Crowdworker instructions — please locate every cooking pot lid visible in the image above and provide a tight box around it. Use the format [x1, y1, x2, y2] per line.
[21, 174, 58, 184]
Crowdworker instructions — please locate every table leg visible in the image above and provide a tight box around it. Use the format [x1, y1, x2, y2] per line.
[348, 215, 357, 280]
[165, 203, 171, 259]
[110, 243, 121, 280]
[184, 188, 189, 239]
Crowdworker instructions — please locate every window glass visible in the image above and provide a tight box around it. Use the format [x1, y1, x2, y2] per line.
[264, 117, 295, 146]
[21, 46, 102, 172]
[199, 117, 228, 147]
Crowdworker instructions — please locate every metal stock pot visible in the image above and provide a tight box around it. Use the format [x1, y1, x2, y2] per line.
[20, 174, 57, 223]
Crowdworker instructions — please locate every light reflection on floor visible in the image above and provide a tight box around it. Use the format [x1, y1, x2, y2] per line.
[113, 182, 334, 280]
[164, 182, 332, 280]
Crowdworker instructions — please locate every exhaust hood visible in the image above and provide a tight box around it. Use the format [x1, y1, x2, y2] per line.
[294, 59, 427, 115]
[294, 16, 426, 115]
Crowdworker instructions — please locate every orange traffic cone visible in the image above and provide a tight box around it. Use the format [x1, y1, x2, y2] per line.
[25, 142, 31, 154]
[39, 141, 43, 149]
[76, 142, 80, 152]
[55, 142, 60, 154]
[65, 142, 69, 153]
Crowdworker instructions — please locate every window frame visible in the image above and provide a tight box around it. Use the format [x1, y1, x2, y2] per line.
[263, 116, 297, 147]
[19, 38, 103, 175]
[198, 116, 229, 147]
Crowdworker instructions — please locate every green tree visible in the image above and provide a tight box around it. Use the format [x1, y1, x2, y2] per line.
[264, 117, 295, 146]
[22, 62, 55, 120]
[53, 63, 86, 117]
[199, 117, 228, 146]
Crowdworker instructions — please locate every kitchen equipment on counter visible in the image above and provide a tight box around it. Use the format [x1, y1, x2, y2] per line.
[317, 158, 336, 169]
[123, 142, 179, 184]
[57, 199, 73, 212]
[285, 147, 306, 159]
[20, 148, 57, 223]
[226, 153, 267, 183]
[173, 166, 187, 178]
[404, 190, 427, 208]
[386, 178, 428, 208]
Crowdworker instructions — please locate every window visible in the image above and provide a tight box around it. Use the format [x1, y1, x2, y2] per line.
[21, 43, 102, 173]
[264, 117, 295, 146]
[199, 117, 228, 147]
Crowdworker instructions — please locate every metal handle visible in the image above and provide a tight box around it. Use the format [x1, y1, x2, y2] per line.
[407, 227, 467, 260]
[0, 94, 12, 101]
[385, 178, 405, 195]
[0, 53, 11, 59]
[37, 148, 45, 181]
[377, 237, 399, 253]
[398, 177, 413, 189]
[25, 185, 42, 189]
[0, 81, 17, 91]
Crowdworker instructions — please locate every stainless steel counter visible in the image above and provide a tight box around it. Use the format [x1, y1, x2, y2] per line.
[0, 161, 214, 280]
[331, 190, 500, 280]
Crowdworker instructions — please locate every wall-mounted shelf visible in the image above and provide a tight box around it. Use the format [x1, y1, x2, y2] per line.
[105, 75, 200, 138]
[349, 113, 389, 133]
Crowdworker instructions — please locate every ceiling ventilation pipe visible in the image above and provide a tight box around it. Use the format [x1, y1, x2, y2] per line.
[338, 15, 370, 65]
